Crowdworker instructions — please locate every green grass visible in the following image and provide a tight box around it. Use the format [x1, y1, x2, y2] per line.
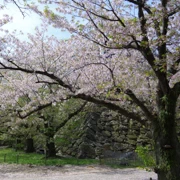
[0, 148, 150, 169]
[0, 148, 98, 166]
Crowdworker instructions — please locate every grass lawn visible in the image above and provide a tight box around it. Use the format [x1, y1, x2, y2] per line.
[0, 148, 98, 166]
[0, 148, 152, 170]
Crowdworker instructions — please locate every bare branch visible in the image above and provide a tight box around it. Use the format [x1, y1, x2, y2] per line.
[12, 0, 26, 17]
[107, 0, 126, 27]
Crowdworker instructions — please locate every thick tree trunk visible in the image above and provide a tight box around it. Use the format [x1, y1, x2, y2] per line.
[46, 142, 56, 157]
[154, 130, 180, 180]
[153, 89, 180, 180]
[15, 138, 22, 151]
[25, 138, 35, 153]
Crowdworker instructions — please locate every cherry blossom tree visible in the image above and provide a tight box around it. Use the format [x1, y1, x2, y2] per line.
[36, 99, 87, 157]
[0, 0, 180, 179]
[35, 1, 179, 179]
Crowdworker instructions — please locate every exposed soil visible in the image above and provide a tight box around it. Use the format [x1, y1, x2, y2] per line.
[0, 164, 157, 180]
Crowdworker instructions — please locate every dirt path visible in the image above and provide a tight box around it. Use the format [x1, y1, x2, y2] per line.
[0, 164, 157, 180]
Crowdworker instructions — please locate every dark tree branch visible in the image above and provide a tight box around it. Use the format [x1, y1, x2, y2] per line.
[125, 0, 152, 14]
[55, 101, 87, 131]
[17, 95, 71, 119]
[79, 33, 138, 50]
[137, 1, 169, 95]
[71, 62, 116, 87]
[0, 60, 74, 92]
[168, 6, 180, 17]
[73, 5, 121, 22]
[125, 89, 155, 122]
[0, 72, 4, 79]
[173, 82, 180, 99]
[161, 0, 168, 36]
[17, 102, 52, 119]
[107, 0, 126, 27]
[1, 58, 148, 126]
[73, 93, 146, 125]
[85, 9, 109, 41]
[12, 0, 26, 17]
[73, 73, 81, 89]
[138, 0, 147, 38]
[159, 0, 168, 59]
[71, 0, 125, 42]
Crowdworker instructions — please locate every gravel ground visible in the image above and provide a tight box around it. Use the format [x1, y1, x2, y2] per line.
[0, 164, 157, 180]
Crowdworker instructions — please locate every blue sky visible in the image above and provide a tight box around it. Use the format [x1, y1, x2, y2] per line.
[0, 1, 71, 40]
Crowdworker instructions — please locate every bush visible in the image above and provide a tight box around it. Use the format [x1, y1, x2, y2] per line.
[135, 146, 155, 167]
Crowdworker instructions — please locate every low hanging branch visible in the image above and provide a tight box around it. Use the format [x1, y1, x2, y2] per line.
[0, 60, 75, 93]
[73, 93, 146, 125]
[17, 96, 71, 119]
[17, 102, 53, 119]
[124, 89, 156, 122]
[55, 101, 87, 131]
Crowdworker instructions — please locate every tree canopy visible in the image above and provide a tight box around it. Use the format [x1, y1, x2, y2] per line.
[0, 0, 180, 179]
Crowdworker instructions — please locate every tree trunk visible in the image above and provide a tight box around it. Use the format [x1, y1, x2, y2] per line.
[25, 138, 35, 153]
[46, 142, 56, 157]
[153, 89, 180, 180]
[15, 138, 22, 151]
[154, 128, 180, 180]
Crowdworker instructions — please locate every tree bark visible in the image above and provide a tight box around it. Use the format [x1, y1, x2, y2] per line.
[153, 89, 180, 180]
[25, 138, 35, 153]
[46, 142, 56, 157]
[154, 126, 180, 180]
[15, 138, 22, 151]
